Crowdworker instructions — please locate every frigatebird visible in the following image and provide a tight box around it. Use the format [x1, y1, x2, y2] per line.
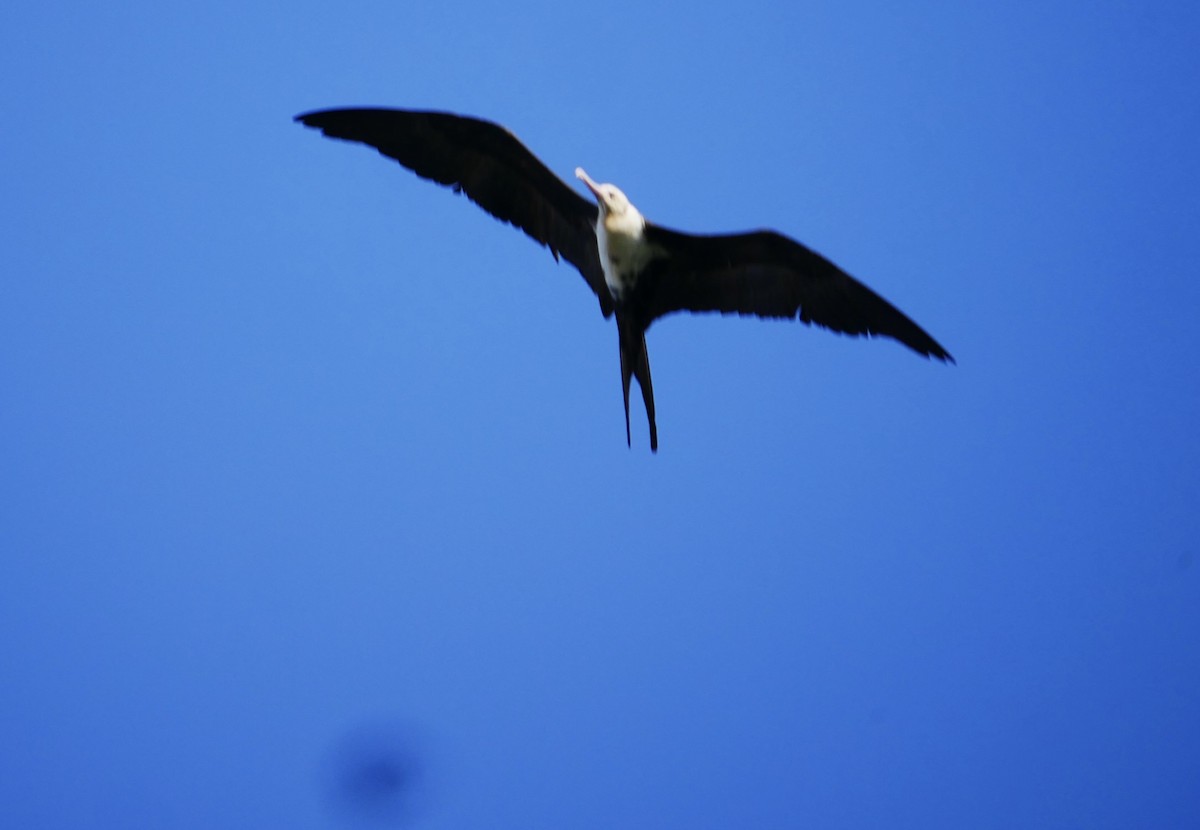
[295, 107, 953, 451]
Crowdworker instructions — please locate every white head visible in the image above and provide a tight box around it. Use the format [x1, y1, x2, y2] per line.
[575, 167, 637, 218]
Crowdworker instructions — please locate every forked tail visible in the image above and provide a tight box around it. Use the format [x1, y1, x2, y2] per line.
[617, 315, 658, 452]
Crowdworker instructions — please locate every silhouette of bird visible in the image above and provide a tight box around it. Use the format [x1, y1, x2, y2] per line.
[296, 108, 953, 451]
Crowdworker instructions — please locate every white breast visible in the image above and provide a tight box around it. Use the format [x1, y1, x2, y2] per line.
[596, 210, 656, 300]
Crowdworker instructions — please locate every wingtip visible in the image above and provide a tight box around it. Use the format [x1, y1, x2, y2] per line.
[915, 337, 954, 365]
[293, 108, 338, 127]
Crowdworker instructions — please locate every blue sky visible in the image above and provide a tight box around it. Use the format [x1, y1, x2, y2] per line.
[3, 2, 1198, 827]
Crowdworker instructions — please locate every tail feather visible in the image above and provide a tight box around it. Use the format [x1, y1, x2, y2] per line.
[620, 345, 633, 447]
[617, 316, 658, 452]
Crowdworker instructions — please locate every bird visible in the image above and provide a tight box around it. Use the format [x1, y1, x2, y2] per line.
[294, 107, 953, 452]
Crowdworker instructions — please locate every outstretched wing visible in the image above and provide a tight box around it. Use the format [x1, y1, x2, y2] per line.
[295, 108, 612, 316]
[640, 226, 953, 361]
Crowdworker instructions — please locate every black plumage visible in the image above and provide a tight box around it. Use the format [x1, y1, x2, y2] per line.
[295, 107, 952, 451]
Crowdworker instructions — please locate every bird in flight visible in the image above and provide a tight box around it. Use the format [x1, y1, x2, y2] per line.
[295, 108, 953, 451]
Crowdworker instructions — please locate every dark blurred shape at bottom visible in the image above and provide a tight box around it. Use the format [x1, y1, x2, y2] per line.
[321, 721, 428, 827]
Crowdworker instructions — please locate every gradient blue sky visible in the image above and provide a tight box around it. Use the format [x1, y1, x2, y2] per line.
[3, 2, 1199, 828]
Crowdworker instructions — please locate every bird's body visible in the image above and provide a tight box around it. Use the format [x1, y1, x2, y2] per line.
[579, 168, 657, 301]
[295, 107, 953, 451]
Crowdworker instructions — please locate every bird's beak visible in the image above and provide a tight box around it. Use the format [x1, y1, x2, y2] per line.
[575, 167, 603, 200]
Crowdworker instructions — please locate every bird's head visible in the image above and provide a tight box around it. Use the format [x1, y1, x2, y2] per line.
[576, 168, 635, 218]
